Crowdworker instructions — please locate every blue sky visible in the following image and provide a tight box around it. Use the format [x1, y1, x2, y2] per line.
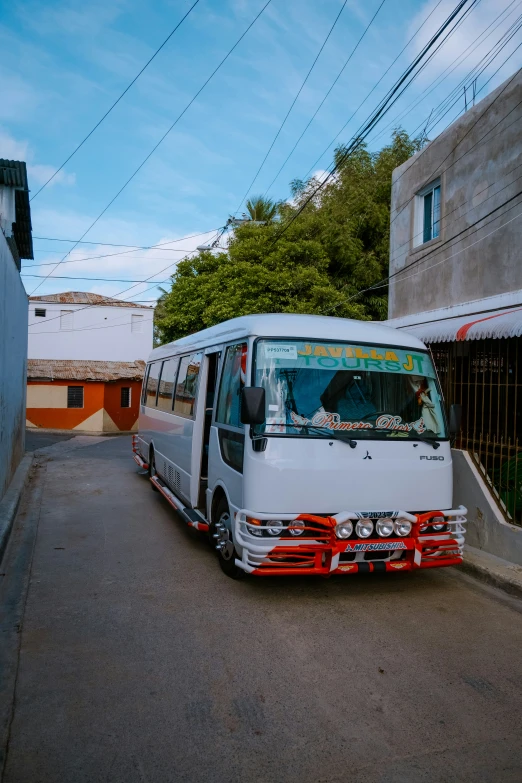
[1, 0, 520, 304]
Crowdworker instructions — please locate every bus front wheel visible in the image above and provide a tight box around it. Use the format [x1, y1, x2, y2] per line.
[211, 499, 245, 579]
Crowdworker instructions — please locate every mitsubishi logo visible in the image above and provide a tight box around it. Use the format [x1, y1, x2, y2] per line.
[363, 451, 372, 460]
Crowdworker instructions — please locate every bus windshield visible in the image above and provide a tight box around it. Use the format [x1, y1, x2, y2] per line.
[254, 339, 447, 440]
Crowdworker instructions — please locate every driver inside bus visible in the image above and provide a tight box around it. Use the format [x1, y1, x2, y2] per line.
[320, 373, 377, 421]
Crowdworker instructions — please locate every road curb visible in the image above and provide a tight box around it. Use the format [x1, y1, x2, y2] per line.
[458, 545, 522, 599]
[0, 455, 34, 564]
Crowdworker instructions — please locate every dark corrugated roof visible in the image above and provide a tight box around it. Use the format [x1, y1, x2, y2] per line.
[0, 159, 33, 261]
[27, 359, 146, 382]
[29, 292, 153, 308]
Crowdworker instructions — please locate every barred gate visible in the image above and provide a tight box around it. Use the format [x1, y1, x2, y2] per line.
[430, 338, 522, 526]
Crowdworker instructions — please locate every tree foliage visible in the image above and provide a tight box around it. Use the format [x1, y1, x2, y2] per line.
[156, 130, 421, 343]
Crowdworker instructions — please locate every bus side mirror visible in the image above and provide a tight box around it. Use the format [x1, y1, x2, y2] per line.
[449, 403, 462, 435]
[241, 387, 266, 425]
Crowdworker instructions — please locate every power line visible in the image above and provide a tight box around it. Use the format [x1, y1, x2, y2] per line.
[23, 228, 224, 269]
[31, 228, 223, 249]
[22, 274, 174, 283]
[30, 0, 201, 200]
[29, 0, 272, 297]
[262, 0, 420, 197]
[234, 0, 349, 215]
[300, 0, 477, 182]
[267, 0, 478, 248]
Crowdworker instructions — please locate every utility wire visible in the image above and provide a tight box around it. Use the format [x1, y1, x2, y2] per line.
[30, 0, 201, 200]
[29, 0, 272, 297]
[234, 0, 349, 215]
[300, 0, 477, 182]
[31, 228, 223, 249]
[262, 0, 428, 197]
[267, 0, 477, 249]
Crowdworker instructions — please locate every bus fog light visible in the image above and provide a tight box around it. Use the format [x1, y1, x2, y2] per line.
[247, 525, 263, 537]
[376, 518, 394, 537]
[266, 519, 283, 536]
[431, 515, 445, 531]
[289, 519, 305, 536]
[355, 520, 373, 539]
[335, 521, 353, 539]
[394, 518, 412, 537]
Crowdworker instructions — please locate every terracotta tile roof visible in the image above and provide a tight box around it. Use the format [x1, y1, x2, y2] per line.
[28, 292, 152, 308]
[27, 359, 146, 382]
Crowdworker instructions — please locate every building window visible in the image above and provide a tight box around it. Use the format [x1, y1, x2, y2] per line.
[131, 314, 143, 333]
[121, 387, 131, 408]
[67, 386, 84, 408]
[35, 308, 46, 317]
[60, 310, 74, 330]
[173, 353, 202, 418]
[415, 180, 441, 247]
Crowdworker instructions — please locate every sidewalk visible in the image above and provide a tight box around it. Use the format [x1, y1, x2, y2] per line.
[460, 545, 522, 599]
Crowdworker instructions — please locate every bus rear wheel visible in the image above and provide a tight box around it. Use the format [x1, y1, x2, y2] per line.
[211, 499, 245, 579]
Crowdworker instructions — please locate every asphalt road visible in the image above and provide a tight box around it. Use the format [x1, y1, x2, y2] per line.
[1, 436, 522, 783]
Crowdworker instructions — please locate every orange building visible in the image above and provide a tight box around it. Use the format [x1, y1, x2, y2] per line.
[26, 360, 145, 433]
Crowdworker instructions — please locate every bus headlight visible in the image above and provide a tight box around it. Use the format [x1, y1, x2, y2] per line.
[289, 519, 305, 536]
[335, 521, 353, 539]
[246, 517, 263, 536]
[266, 519, 283, 536]
[355, 519, 373, 539]
[394, 518, 412, 537]
[376, 518, 394, 537]
[431, 515, 446, 531]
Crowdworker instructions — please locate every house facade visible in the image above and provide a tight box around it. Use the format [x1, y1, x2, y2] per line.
[26, 292, 153, 433]
[386, 69, 522, 546]
[28, 291, 153, 361]
[0, 159, 33, 500]
[26, 360, 145, 432]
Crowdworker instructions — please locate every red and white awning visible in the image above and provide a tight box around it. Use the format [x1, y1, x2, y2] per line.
[397, 305, 522, 343]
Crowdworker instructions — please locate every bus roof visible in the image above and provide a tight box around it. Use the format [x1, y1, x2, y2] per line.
[148, 314, 427, 361]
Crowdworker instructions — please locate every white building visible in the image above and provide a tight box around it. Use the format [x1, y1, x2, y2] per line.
[28, 292, 154, 362]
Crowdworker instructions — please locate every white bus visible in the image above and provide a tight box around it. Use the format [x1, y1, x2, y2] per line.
[132, 314, 466, 578]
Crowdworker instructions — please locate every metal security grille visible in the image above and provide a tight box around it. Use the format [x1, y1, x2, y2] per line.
[431, 338, 522, 526]
[121, 387, 131, 408]
[67, 386, 84, 408]
[35, 308, 46, 317]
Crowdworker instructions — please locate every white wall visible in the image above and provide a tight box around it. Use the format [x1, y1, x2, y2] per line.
[0, 231, 28, 499]
[28, 301, 154, 361]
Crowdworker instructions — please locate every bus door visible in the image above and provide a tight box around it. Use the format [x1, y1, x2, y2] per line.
[207, 342, 248, 516]
[195, 351, 221, 509]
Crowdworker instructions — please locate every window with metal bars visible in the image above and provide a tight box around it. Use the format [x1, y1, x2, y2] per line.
[121, 387, 131, 408]
[35, 308, 46, 317]
[67, 386, 84, 408]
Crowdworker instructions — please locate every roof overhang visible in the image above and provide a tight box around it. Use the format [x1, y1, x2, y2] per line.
[386, 290, 522, 343]
[0, 159, 33, 261]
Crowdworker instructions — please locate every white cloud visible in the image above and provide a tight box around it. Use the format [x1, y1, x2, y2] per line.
[0, 128, 75, 189]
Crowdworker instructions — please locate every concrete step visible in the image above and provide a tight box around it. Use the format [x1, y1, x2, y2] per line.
[460, 544, 522, 599]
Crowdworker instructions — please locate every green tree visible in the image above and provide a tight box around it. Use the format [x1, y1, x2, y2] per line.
[155, 129, 420, 343]
[244, 195, 278, 223]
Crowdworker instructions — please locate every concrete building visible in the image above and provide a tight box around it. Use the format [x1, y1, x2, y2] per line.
[26, 360, 145, 433]
[386, 69, 522, 563]
[0, 159, 32, 500]
[26, 292, 153, 433]
[28, 292, 153, 361]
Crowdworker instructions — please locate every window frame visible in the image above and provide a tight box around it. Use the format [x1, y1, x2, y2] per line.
[121, 387, 131, 408]
[144, 360, 162, 409]
[156, 357, 180, 414]
[60, 309, 74, 331]
[35, 308, 46, 317]
[413, 178, 441, 248]
[67, 385, 84, 409]
[172, 352, 203, 419]
[131, 314, 144, 333]
[215, 342, 247, 431]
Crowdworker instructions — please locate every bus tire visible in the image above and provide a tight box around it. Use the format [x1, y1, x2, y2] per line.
[148, 447, 159, 491]
[211, 499, 245, 579]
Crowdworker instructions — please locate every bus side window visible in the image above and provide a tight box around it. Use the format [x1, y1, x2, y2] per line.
[216, 343, 247, 428]
[145, 361, 162, 408]
[157, 357, 179, 413]
[141, 365, 150, 404]
[173, 353, 203, 418]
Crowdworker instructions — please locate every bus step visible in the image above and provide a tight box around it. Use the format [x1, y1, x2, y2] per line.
[150, 476, 209, 533]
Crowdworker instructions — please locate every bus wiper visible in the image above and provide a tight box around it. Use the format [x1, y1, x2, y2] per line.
[303, 426, 357, 449]
[407, 436, 441, 449]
